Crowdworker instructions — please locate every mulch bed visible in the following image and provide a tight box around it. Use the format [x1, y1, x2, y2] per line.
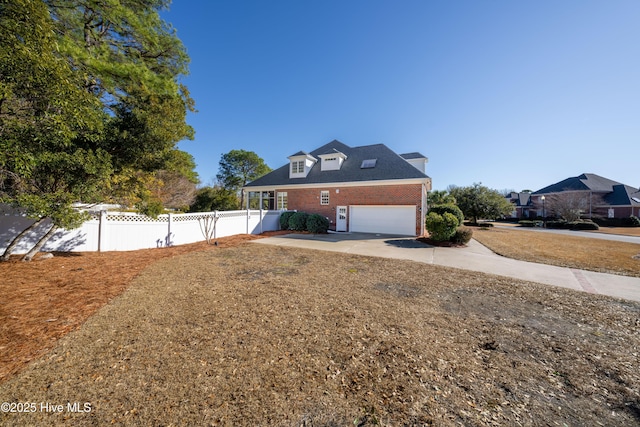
[0, 233, 277, 383]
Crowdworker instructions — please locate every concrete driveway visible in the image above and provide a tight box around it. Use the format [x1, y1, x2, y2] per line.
[253, 232, 640, 303]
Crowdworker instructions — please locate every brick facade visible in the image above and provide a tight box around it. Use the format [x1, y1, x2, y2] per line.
[280, 184, 424, 234]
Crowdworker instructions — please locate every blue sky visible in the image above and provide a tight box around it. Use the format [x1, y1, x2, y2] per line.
[162, 0, 640, 192]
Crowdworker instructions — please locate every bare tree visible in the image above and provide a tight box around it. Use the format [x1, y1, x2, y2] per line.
[156, 170, 197, 211]
[542, 191, 603, 221]
[197, 214, 218, 245]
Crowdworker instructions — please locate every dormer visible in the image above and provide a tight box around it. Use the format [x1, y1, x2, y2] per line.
[288, 151, 317, 178]
[400, 152, 428, 174]
[318, 150, 347, 171]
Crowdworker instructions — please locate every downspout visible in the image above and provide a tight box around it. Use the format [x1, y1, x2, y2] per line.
[421, 183, 427, 236]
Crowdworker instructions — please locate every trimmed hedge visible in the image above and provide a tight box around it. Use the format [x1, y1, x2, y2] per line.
[279, 211, 295, 230]
[306, 214, 329, 234]
[279, 211, 330, 233]
[288, 212, 309, 231]
[518, 220, 536, 227]
[425, 211, 459, 242]
[592, 216, 640, 227]
[429, 204, 464, 226]
[568, 220, 599, 230]
[450, 226, 473, 245]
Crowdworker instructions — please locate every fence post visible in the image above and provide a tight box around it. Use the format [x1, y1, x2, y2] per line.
[167, 213, 173, 247]
[246, 209, 250, 234]
[214, 211, 218, 239]
[98, 210, 107, 252]
[259, 209, 264, 234]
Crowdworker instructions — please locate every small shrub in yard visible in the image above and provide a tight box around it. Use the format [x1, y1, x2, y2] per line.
[288, 212, 309, 231]
[279, 211, 295, 230]
[450, 226, 473, 245]
[306, 214, 329, 233]
[425, 211, 459, 241]
[429, 204, 464, 226]
[628, 215, 640, 227]
[546, 220, 569, 229]
[518, 220, 535, 227]
[569, 221, 599, 230]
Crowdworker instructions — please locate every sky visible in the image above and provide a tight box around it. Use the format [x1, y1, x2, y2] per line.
[161, 0, 640, 192]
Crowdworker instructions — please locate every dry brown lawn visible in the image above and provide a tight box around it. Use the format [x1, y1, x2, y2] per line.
[473, 227, 640, 277]
[1, 236, 639, 426]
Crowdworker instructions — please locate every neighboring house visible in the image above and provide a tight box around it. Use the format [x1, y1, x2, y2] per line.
[532, 173, 640, 219]
[242, 140, 432, 236]
[505, 192, 534, 218]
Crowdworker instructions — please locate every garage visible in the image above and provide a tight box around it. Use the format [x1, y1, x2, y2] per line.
[349, 205, 417, 236]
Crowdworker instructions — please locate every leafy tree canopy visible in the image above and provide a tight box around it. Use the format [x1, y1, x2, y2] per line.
[189, 186, 238, 213]
[449, 183, 514, 224]
[216, 150, 271, 208]
[428, 190, 456, 206]
[0, 0, 196, 260]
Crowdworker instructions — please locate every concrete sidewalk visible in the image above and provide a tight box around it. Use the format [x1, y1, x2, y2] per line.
[253, 233, 640, 303]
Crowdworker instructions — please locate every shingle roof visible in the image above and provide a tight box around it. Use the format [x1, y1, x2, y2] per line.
[533, 173, 625, 194]
[533, 173, 640, 206]
[606, 185, 640, 206]
[245, 140, 429, 188]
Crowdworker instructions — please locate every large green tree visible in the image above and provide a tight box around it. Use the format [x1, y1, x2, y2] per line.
[0, 0, 110, 260]
[189, 186, 239, 213]
[216, 150, 271, 209]
[0, 0, 195, 260]
[449, 183, 514, 225]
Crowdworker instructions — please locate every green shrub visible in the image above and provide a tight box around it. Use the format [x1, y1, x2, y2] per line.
[569, 221, 599, 230]
[288, 212, 309, 231]
[429, 204, 464, 226]
[546, 220, 569, 229]
[306, 214, 329, 234]
[627, 215, 640, 227]
[518, 220, 535, 227]
[425, 212, 459, 242]
[279, 211, 295, 230]
[450, 226, 473, 245]
[593, 216, 640, 227]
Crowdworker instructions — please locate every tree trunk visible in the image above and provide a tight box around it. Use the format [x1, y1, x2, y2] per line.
[0, 217, 47, 261]
[22, 224, 58, 262]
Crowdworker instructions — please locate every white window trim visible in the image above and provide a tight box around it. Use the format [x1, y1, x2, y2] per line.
[277, 192, 288, 210]
[291, 161, 304, 174]
[320, 190, 330, 205]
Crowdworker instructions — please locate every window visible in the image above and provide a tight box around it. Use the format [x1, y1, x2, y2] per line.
[320, 191, 329, 205]
[277, 192, 288, 210]
[360, 159, 377, 169]
[291, 160, 304, 174]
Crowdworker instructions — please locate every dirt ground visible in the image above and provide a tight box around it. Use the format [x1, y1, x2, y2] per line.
[1, 236, 639, 426]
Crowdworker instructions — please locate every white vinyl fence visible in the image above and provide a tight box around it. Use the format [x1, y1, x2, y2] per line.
[0, 206, 282, 253]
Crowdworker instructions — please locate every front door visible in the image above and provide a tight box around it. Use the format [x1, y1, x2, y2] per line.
[336, 206, 347, 231]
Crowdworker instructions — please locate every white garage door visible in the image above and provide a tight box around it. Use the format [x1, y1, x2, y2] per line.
[350, 205, 416, 236]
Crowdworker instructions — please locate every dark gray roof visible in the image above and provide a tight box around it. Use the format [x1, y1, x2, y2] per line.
[245, 140, 429, 188]
[533, 173, 625, 194]
[400, 152, 427, 160]
[606, 185, 640, 206]
[533, 173, 640, 206]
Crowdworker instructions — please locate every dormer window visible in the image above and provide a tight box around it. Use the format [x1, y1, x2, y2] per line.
[318, 150, 347, 171]
[288, 152, 317, 178]
[291, 160, 304, 174]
